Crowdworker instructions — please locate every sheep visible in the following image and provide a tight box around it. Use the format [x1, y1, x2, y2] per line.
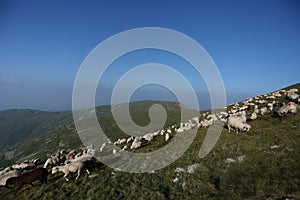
[235, 111, 246, 123]
[114, 138, 126, 145]
[200, 120, 209, 128]
[176, 127, 185, 133]
[165, 133, 170, 141]
[287, 88, 298, 93]
[272, 102, 288, 116]
[122, 145, 128, 151]
[51, 161, 89, 181]
[143, 133, 154, 142]
[0, 169, 21, 186]
[5, 168, 48, 193]
[12, 161, 35, 171]
[250, 112, 257, 120]
[66, 149, 95, 163]
[287, 93, 299, 100]
[286, 102, 297, 113]
[65, 150, 76, 160]
[130, 140, 142, 150]
[227, 115, 251, 133]
[242, 123, 251, 132]
[260, 107, 268, 115]
[43, 154, 65, 168]
[0, 167, 13, 176]
[126, 136, 134, 143]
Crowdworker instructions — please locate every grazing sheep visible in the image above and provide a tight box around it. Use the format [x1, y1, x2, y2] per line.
[0, 167, 13, 176]
[52, 161, 89, 181]
[242, 123, 251, 132]
[235, 111, 246, 123]
[286, 102, 297, 113]
[165, 133, 170, 141]
[5, 168, 48, 193]
[43, 154, 66, 168]
[287, 92, 299, 100]
[200, 120, 210, 128]
[227, 115, 251, 133]
[126, 136, 134, 144]
[130, 138, 142, 150]
[12, 161, 35, 171]
[122, 145, 128, 151]
[0, 169, 21, 186]
[65, 150, 76, 160]
[114, 139, 122, 145]
[250, 112, 257, 120]
[143, 133, 154, 142]
[272, 102, 288, 116]
[260, 107, 268, 115]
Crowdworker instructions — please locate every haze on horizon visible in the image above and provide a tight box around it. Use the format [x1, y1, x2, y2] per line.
[0, 0, 299, 111]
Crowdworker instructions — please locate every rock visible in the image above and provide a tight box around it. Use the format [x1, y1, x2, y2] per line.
[172, 177, 179, 183]
[225, 158, 236, 163]
[237, 155, 246, 163]
[174, 167, 185, 173]
[88, 174, 98, 178]
[187, 163, 201, 174]
[270, 145, 280, 149]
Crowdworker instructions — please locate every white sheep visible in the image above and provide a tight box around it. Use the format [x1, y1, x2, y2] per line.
[122, 145, 128, 151]
[287, 93, 299, 100]
[0, 169, 21, 186]
[130, 137, 142, 150]
[250, 112, 257, 120]
[286, 102, 297, 113]
[51, 161, 89, 181]
[165, 133, 170, 141]
[260, 107, 268, 115]
[127, 136, 134, 143]
[143, 133, 154, 142]
[272, 103, 288, 116]
[43, 154, 62, 168]
[227, 116, 251, 133]
[12, 161, 35, 170]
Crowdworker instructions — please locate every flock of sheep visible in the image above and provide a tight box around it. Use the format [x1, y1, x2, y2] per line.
[110, 88, 299, 152]
[0, 146, 97, 193]
[0, 87, 298, 193]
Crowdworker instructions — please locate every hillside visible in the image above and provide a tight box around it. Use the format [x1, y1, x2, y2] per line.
[0, 84, 299, 199]
[0, 100, 185, 167]
[0, 109, 73, 150]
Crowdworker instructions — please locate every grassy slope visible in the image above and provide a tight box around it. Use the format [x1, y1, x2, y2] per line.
[0, 101, 184, 167]
[0, 109, 73, 149]
[0, 85, 300, 199]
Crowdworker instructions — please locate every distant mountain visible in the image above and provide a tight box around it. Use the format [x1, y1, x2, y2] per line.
[0, 109, 73, 149]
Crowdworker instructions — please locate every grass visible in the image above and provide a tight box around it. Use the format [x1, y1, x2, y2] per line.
[0, 85, 299, 199]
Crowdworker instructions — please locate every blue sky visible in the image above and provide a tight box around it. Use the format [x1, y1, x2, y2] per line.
[0, 0, 299, 111]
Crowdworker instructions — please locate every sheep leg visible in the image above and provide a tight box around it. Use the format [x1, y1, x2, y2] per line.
[86, 169, 90, 174]
[75, 170, 81, 180]
[64, 172, 69, 182]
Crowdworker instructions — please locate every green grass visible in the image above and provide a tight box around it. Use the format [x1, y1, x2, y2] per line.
[0, 85, 299, 199]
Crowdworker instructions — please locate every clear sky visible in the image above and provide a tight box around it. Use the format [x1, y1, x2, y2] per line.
[0, 0, 299, 111]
